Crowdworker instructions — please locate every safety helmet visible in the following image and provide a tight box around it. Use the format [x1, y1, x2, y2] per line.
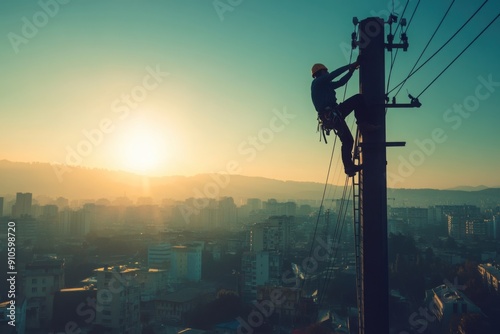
[311, 63, 327, 78]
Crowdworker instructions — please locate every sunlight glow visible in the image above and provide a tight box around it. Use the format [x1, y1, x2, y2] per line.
[124, 132, 159, 172]
[115, 117, 170, 175]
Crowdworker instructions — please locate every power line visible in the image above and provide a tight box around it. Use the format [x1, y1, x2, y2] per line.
[388, 0, 489, 95]
[393, 0, 411, 37]
[387, 0, 420, 93]
[393, 0, 456, 98]
[417, 11, 500, 98]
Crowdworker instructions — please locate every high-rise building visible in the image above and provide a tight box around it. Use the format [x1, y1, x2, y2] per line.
[12, 192, 32, 218]
[58, 208, 90, 237]
[148, 243, 172, 269]
[246, 198, 262, 211]
[241, 251, 282, 302]
[23, 256, 65, 329]
[442, 205, 481, 239]
[389, 207, 428, 233]
[217, 197, 238, 229]
[0, 197, 4, 217]
[171, 243, 203, 282]
[250, 216, 293, 254]
[94, 266, 141, 334]
[493, 215, 500, 240]
[263, 199, 297, 216]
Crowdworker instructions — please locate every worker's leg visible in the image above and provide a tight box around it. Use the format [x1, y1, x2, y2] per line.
[334, 118, 355, 171]
[338, 94, 370, 124]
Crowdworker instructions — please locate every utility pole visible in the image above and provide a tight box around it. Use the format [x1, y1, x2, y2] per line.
[355, 15, 416, 334]
[357, 17, 389, 334]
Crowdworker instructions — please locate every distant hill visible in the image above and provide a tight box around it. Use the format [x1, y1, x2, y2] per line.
[0, 160, 499, 208]
[446, 185, 490, 191]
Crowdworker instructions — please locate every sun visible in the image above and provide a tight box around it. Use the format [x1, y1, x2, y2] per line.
[124, 132, 159, 173]
[115, 119, 168, 175]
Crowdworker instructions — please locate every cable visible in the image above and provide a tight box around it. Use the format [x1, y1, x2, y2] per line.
[387, 0, 421, 92]
[393, 0, 410, 37]
[302, 135, 338, 294]
[388, 0, 489, 95]
[392, 0, 456, 99]
[404, 0, 421, 32]
[417, 11, 500, 98]
[318, 175, 351, 306]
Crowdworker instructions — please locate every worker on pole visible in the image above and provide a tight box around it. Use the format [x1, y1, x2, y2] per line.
[310, 56, 376, 176]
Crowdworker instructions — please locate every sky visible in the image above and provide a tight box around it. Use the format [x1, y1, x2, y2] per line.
[0, 0, 499, 190]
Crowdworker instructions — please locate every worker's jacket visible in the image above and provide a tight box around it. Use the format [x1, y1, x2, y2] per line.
[311, 64, 353, 113]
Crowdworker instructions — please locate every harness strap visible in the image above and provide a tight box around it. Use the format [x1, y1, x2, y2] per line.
[317, 106, 341, 144]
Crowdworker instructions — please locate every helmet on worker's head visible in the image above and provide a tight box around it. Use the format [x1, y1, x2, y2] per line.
[311, 63, 327, 78]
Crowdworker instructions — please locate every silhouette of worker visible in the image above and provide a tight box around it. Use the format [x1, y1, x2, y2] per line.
[310, 57, 374, 176]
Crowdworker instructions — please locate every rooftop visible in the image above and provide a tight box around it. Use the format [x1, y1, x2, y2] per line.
[94, 265, 139, 274]
[479, 263, 500, 279]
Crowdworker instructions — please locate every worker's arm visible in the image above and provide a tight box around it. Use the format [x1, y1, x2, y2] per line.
[325, 64, 351, 81]
[331, 66, 356, 89]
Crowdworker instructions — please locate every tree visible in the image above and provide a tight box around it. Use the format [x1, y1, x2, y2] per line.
[457, 313, 493, 334]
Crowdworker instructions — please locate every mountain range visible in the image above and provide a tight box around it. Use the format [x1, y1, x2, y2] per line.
[0, 160, 499, 208]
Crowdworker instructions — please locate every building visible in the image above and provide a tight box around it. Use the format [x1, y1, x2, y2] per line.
[148, 243, 172, 269]
[171, 243, 203, 282]
[256, 286, 308, 324]
[477, 263, 500, 295]
[218, 197, 238, 229]
[263, 199, 297, 216]
[58, 208, 90, 238]
[12, 192, 32, 218]
[250, 216, 293, 254]
[241, 251, 282, 302]
[154, 287, 215, 325]
[0, 197, 4, 217]
[136, 268, 170, 301]
[438, 205, 481, 239]
[426, 283, 484, 333]
[493, 214, 500, 240]
[16, 216, 38, 245]
[22, 256, 65, 329]
[94, 265, 141, 334]
[51, 286, 97, 333]
[0, 297, 26, 334]
[464, 218, 489, 239]
[389, 207, 428, 233]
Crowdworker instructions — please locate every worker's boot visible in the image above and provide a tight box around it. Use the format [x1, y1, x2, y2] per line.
[345, 164, 363, 177]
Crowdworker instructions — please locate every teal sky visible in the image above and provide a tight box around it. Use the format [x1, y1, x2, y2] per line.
[0, 0, 499, 189]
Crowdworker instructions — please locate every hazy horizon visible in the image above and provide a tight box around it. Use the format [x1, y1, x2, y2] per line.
[1, 158, 499, 192]
[1, 1, 499, 190]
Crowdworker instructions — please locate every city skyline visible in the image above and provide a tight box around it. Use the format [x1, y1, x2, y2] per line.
[1, 0, 499, 190]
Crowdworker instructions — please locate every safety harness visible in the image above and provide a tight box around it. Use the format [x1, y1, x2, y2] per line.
[317, 107, 341, 144]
